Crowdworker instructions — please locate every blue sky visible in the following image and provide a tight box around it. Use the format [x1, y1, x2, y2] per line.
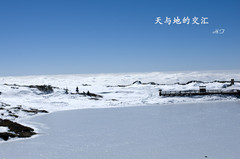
[0, 0, 239, 76]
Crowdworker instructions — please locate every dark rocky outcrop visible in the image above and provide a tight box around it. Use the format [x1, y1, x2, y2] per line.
[185, 80, 204, 85]
[9, 113, 19, 118]
[108, 81, 160, 88]
[4, 83, 56, 94]
[82, 84, 91, 86]
[133, 80, 142, 84]
[0, 102, 48, 120]
[1, 102, 10, 107]
[71, 91, 103, 98]
[29, 85, 54, 93]
[0, 119, 36, 141]
[107, 84, 130, 88]
[0, 102, 47, 141]
[0, 132, 17, 141]
[22, 108, 48, 114]
[85, 91, 103, 98]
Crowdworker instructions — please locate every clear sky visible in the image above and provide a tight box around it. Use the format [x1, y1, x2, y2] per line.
[0, 0, 239, 76]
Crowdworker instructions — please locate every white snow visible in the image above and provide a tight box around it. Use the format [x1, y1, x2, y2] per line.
[0, 126, 8, 133]
[0, 71, 240, 158]
[0, 70, 240, 120]
[1, 102, 240, 159]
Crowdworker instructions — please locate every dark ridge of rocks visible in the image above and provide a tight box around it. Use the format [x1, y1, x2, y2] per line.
[29, 85, 54, 93]
[0, 119, 36, 141]
[0, 92, 2, 95]
[11, 106, 22, 112]
[0, 119, 34, 133]
[86, 91, 103, 98]
[107, 85, 130, 88]
[9, 113, 19, 118]
[213, 80, 236, 83]
[107, 79, 239, 88]
[82, 84, 91, 86]
[133, 80, 142, 84]
[0, 102, 48, 119]
[0, 102, 47, 141]
[71, 91, 103, 98]
[147, 82, 160, 85]
[177, 80, 240, 85]
[3, 83, 18, 86]
[107, 81, 160, 88]
[1, 102, 11, 107]
[22, 108, 48, 114]
[4, 83, 58, 94]
[184, 80, 204, 85]
[11, 86, 19, 89]
[106, 84, 131, 88]
[117, 85, 130, 87]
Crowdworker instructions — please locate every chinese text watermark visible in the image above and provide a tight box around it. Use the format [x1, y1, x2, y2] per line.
[155, 16, 209, 25]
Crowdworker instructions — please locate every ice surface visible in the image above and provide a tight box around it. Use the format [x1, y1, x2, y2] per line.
[1, 102, 240, 159]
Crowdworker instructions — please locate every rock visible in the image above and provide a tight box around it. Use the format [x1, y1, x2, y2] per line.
[0, 119, 36, 141]
[0, 119, 34, 134]
[9, 113, 19, 118]
[106, 84, 130, 87]
[0, 132, 17, 141]
[22, 108, 48, 114]
[185, 80, 204, 85]
[1, 102, 10, 107]
[86, 91, 103, 98]
[222, 84, 228, 88]
[133, 81, 142, 84]
[117, 85, 129, 87]
[11, 106, 22, 112]
[18, 131, 36, 138]
[82, 84, 91, 86]
[4, 83, 58, 93]
[7, 110, 12, 114]
[29, 85, 54, 93]
[146, 82, 159, 85]
[71, 91, 103, 98]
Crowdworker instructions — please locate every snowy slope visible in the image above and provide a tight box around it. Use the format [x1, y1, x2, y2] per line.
[0, 70, 240, 121]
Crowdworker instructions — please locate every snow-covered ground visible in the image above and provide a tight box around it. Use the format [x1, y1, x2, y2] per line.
[1, 102, 240, 159]
[0, 126, 9, 133]
[0, 70, 240, 121]
[1, 71, 240, 158]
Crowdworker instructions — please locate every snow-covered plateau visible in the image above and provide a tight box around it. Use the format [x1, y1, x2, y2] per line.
[1, 70, 240, 158]
[0, 70, 240, 121]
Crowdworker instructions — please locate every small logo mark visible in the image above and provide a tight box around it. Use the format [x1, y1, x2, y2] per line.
[212, 29, 225, 34]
